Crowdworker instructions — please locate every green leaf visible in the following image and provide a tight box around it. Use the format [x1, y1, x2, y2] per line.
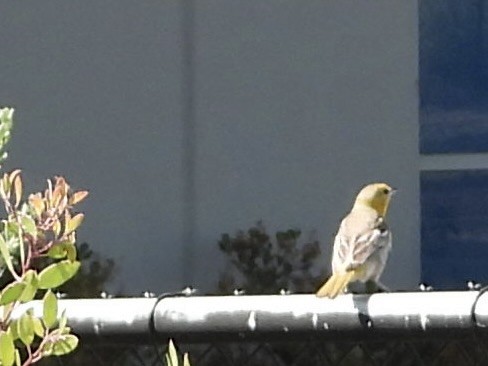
[28, 194, 44, 218]
[17, 312, 35, 346]
[38, 260, 80, 289]
[19, 270, 38, 303]
[47, 241, 77, 261]
[41, 341, 53, 357]
[0, 107, 12, 167]
[0, 330, 15, 366]
[166, 339, 179, 366]
[50, 334, 79, 356]
[58, 310, 68, 332]
[14, 349, 21, 366]
[4, 221, 19, 239]
[46, 244, 67, 259]
[65, 213, 84, 235]
[0, 282, 26, 305]
[53, 219, 61, 236]
[20, 216, 36, 238]
[0, 233, 15, 277]
[13, 171, 22, 209]
[32, 317, 45, 338]
[66, 243, 77, 262]
[8, 319, 19, 340]
[43, 290, 58, 330]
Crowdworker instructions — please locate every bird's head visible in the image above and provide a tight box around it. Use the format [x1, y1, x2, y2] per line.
[353, 182, 396, 216]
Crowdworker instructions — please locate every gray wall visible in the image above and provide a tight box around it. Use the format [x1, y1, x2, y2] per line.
[0, 1, 419, 294]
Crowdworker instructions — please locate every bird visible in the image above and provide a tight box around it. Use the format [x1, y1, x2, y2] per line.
[316, 182, 396, 299]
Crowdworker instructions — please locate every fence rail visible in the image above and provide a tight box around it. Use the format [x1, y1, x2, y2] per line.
[13, 291, 488, 343]
[13, 291, 488, 365]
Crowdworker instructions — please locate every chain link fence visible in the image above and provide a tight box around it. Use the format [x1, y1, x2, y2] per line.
[40, 336, 488, 366]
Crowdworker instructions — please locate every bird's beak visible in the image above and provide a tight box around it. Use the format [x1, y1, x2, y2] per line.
[390, 187, 398, 195]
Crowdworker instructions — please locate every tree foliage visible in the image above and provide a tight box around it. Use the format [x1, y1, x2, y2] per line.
[217, 221, 326, 294]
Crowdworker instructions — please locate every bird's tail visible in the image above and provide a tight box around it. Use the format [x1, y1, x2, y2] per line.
[316, 271, 355, 299]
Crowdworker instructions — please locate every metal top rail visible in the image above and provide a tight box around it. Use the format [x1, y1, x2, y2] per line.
[7, 291, 488, 344]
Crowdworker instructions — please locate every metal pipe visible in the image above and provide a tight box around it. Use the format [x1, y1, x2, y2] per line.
[154, 292, 481, 342]
[7, 292, 485, 344]
[11, 298, 156, 343]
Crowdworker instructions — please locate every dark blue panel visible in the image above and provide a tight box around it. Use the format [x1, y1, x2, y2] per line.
[419, 1, 488, 153]
[421, 169, 488, 288]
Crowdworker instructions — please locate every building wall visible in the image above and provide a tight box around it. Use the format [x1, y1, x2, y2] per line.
[0, 1, 419, 294]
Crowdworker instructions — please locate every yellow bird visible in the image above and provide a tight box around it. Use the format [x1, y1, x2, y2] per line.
[316, 183, 396, 299]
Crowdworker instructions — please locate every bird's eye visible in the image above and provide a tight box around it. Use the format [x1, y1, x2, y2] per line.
[382, 188, 390, 194]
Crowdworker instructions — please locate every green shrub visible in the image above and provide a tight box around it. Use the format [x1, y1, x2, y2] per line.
[0, 108, 86, 365]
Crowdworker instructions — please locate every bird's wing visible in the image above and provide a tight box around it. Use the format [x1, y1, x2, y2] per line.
[333, 211, 390, 271]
